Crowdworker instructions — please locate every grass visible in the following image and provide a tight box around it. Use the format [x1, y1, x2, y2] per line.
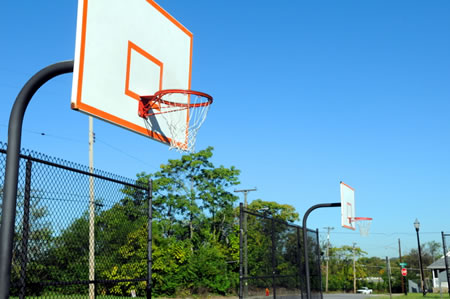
[377, 293, 450, 299]
[10, 296, 146, 299]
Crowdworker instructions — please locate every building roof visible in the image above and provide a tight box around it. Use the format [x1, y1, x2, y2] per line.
[427, 257, 449, 270]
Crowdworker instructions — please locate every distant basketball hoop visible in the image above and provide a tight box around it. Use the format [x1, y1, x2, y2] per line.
[349, 217, 372, 236]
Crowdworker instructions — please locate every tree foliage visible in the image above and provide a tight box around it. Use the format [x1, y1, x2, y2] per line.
[31, 147, 242, 297]
[323, 240, 442, 294]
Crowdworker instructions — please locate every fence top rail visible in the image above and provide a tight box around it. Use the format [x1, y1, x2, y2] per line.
[242, 207, 316, 232]
[0, 143, 147, 190]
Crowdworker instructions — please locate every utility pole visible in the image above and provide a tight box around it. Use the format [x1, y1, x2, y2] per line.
[399, 238, 406, 295]
[234, 188, 257, 298]
[353, 243, 357, 294]
[386, 256, 392, 299]
[323, 227, 334, 293]
[88, 116, 95, 299]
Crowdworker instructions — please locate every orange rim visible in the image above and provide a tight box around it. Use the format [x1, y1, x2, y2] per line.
[141, 89, 213, 108]
[349, 217, 373, 222]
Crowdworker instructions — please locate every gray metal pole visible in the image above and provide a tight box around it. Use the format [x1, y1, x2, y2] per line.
[386, 257, 392, 299]
[147, 179, 153, 299]
[88, 116, 96, 299]
[0, 60, 74, 299]
[302, 203, 340, 299]
[323, 227, 333, 293]
[353, 243, 356, 294]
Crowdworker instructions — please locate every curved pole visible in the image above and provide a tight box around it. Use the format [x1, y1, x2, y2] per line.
[303, 202, 341, 299]
[0, 60, 74, 299]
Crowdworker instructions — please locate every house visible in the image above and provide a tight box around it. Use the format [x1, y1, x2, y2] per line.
[426, 255, 450, 290]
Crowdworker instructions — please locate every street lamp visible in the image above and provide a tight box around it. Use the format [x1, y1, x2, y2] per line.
[414, 219, 426, 296]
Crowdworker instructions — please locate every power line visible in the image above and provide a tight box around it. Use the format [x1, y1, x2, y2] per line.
[1, 124, 158, 169]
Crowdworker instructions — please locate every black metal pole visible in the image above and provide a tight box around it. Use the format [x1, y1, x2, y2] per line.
[296, 227, 303, 298]
[271, 216, 276, 299]
[442, 232, 450, 296]
[416, 227, 426, 296]
[302, 203, 341, 299]
[19, 157, 32, 299]
[239, 203, 244, 299]
[147, 179, 153, 299]
[315, 229, 323, 299]
[0, 60, 74, 299]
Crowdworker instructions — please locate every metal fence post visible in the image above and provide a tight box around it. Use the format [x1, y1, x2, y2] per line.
[239, 203, 244, 299]
[297, 227, 303, 298]
[18, 157, 32, 299]
[315, 229, 323, 299]
[271, 216, 277, 299]
[442, 232, 450, 296]
[147, 179, 153, 299]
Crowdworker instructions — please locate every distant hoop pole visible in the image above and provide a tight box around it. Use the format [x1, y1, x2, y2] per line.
[302, 202, 341, 299]
[0, 60, 74, 299]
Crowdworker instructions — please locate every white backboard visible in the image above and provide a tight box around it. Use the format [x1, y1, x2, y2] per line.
[71, 0, 193, 146]
[340, 182, 356, 230]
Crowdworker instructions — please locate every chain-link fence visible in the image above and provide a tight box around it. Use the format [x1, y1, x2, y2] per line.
[0, 142, 151, 298]
[304, 229, 321, 299]
[239, 204, 321, 299]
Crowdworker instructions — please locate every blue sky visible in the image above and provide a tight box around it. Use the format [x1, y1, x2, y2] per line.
[1, 1, 450, 259]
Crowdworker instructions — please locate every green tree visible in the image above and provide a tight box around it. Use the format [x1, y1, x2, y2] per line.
[3, 188, 53, 296]
[246, 199, 299, 223]
[326, 245, 367, 292]
[151, 146, 240, 242]
[43, 196, 147, 295]
[426, 241, 441, 262]
[402, 241, 439, 289]
[243, 200, 300, 288]
[102, 147, 241, 296]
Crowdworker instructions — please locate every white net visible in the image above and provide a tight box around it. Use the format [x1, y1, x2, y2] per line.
[142, 90, 212, 153]
[355, 218, 372, 237]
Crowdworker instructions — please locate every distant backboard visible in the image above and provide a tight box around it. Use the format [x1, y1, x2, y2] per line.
[71, 0, 193, 146]
[340, 182, 355, 230]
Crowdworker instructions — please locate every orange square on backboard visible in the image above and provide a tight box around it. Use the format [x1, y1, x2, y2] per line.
[125, 41, 163, 101]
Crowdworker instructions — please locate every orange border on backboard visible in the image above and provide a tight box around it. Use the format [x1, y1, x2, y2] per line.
[71, 0, 193, 146]
[125, 40, 163, 101]
[340, 182, 356, 230]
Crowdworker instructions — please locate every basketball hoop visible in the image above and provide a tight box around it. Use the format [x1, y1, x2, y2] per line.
[139, 89, 213, 153]
[349, 217, 372, 237]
